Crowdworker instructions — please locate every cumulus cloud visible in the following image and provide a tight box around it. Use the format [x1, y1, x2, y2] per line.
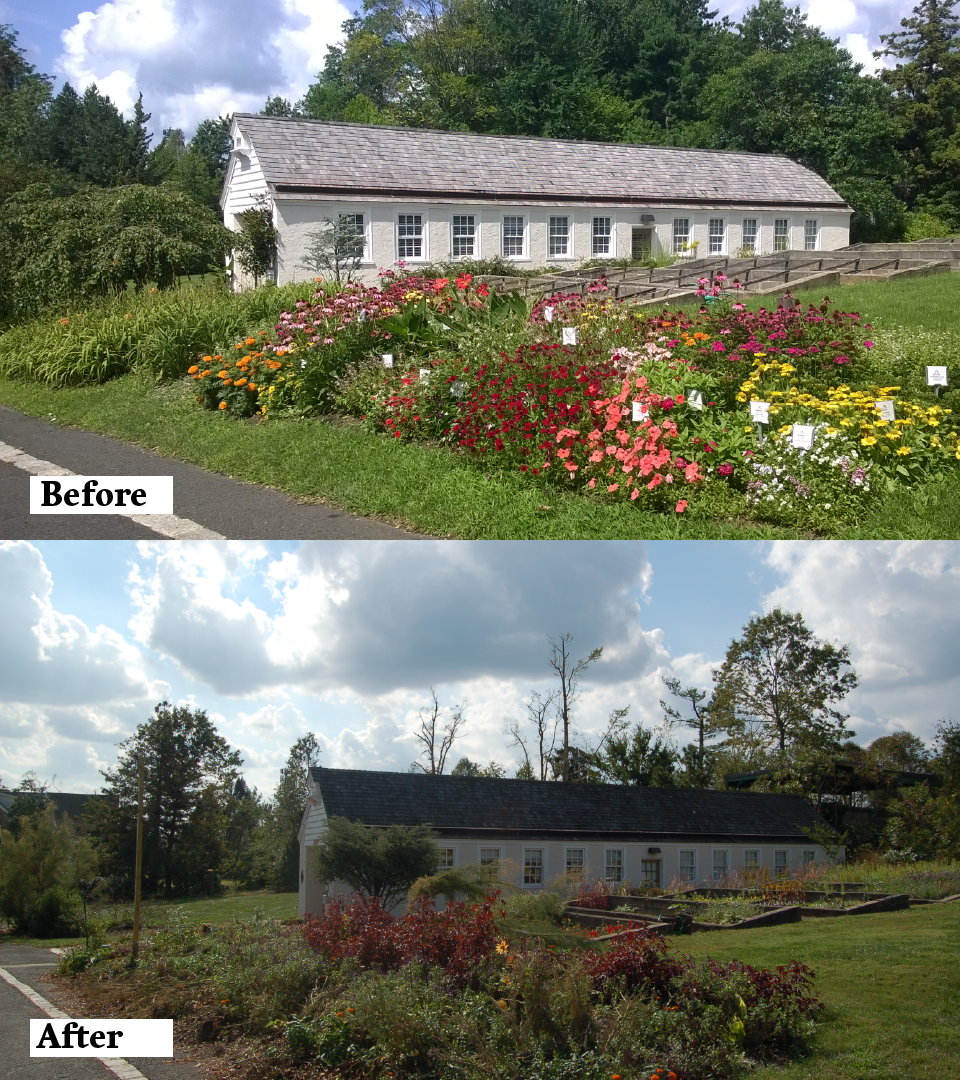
[762, 541, 960, 744]
[55, 0, 350, 135]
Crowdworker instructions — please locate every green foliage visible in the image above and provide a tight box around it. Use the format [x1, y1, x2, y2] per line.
[232, 194, 277, 288]
[597, 723, 679, 787]
[312, 816, 441, 909]
[407, 865, 489, 905]
[25, 885, 83, 937]
[902, 209, 956, 240]
[299, 214, 366, 283]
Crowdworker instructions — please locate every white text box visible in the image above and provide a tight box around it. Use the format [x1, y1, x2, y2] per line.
[30, 1018, 173, 1057]
[30, 476, 173, 515]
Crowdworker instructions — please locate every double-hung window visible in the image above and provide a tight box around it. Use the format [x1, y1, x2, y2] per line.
[709, 218, 725, 254]
[452, 215, 475, 258]
[712, 850, 729, 884]
[804, 219, 818, 251]
[549, 216, 570, 257]
[774, 850, 790, 877]
[438, 846, 456, 870]
[801, 849, 817, 866]
[743, 850, 759, 872]
[479, 847, 501, 877]
[565, 848, 585, 881]
[524, 848, 544, 886]
[678, 850, 697, 884]
[592, 217, 612, 256]
[397, 214, 423, 259]
[503, 216, 524, 257]
[673, 218, 690, 254]
[741, 218, 758, 255]
[605, 849, 623, 886]
[774, 218, 790, 252]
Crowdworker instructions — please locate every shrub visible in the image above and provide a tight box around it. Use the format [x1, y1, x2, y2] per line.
[25, 886, 83, 937]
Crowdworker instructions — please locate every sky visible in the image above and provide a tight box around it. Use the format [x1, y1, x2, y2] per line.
[0, 0, 915, 139]
[1, 539, 957, 799]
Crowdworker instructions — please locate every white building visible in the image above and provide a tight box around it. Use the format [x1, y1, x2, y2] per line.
[298, 767, 838, 917]
[222, 115, 852, 287]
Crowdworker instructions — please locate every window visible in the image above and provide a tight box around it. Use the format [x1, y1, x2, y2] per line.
[565, 848, 585, 881]
[801, 850, 817, 866]
[438, 846, 456, 870]
[775, 850, 790, 877]
[452, 215, 475, 258]
[341, 213, 366, 260]
[804, 219, 818, 251]
[641, 859, 661, 887]
[743, 850, 759, 871]
[709, 218, 724, 254]
[741, 218, 758, 254]
[673, 218, 690, 254]
[678, 850, 697, 884]
[479, 847, 501, 874]
[524, 848, 544, 886]
[774, 218, 790, 252]
[712, 850, 729, 884]
[397, 214, 423, 259]
[549, 216, 570, 257]
[503, 216, 524, 257]
[592, 217, 612, 256]
[605, 849, 623, 885]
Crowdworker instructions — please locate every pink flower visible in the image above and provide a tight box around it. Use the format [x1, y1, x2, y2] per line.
[717, 463, 733, 477]
[676, 499, 688, 513]
[587, 478, 596, 488]
[864, 340, 874, 348]
[608, 483, 619, 492]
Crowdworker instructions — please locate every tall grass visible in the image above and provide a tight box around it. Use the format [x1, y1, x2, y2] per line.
[0, 279, 318, 387]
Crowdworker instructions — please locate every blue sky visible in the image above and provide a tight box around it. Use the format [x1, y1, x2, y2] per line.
[2, 539, 957, 799]
[1, 0, 913, 139]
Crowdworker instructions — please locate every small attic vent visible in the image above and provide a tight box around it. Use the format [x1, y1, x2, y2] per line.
[640, 214, 656, 224]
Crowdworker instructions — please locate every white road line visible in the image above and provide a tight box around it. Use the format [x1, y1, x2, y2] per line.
[0, 439, 225, 539]
[0, 964, 151, 1080]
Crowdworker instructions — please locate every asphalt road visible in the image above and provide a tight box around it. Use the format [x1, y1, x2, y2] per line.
[0, 407, 425, 540]
[0, 943, 202, 1080]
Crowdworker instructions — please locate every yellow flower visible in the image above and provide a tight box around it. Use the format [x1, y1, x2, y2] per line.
[496, 939, 510, 954]
[931, 435, 942, 447]
[896, 447, 912, 455]
[861, 436, 878, 445]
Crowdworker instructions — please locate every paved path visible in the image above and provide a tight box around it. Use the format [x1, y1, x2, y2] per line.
[0, 943, 202, 1080]
[0, 407, 424, 540]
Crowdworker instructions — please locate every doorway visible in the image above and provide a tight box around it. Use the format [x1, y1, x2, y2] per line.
[641, 859, 661, 888]
[631, 227, 652, 261]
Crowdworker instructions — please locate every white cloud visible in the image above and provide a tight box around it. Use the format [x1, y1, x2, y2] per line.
[54, 0, 350, 136]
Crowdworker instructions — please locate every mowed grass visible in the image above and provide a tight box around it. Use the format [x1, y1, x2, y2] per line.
[0, 271, 958, 538]
[675, 902, 960, 1080]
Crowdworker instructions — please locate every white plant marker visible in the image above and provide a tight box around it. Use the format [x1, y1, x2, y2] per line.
[749, 400, 770, 442]
[792, 424, 815, 450]
[358, 310, 367, 322]
[686, 389, 705, 411]
[451, 381, 466, 398]
[875, 400, 896, 422]
[300, 359, 308, 369]
[562, 327, 578, 346]
[382, 353, 394, 368]
[632, 401, 649, 423]
[926, 366, 948, 397]
[419, 368, 431, 382]
[544, 306, 555, 323]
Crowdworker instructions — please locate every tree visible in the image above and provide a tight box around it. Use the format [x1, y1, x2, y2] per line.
[412, 687, 467, 774]
[300, 214, 366, 283]
[450, 757, 506, 777]
[2, 771, 50, 840]
[312, 815, 440, 909]
[710, 608, 859, 757]
[259, 734, 322, 891]
[660, 676, 718, 771]
[504, 690, 558, 781]
[597, 721, 678, 787]
[0, 24, 53, 178]
[933, 718, 960, 794]
[233, 193, 278, 287]
[547, 633, 603, 782]
[89, 701, 242, 897]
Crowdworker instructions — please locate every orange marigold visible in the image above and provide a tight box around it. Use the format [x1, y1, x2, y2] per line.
[188, 365, 199, 374]
[245, 336, 256, 346]
[219, 401, 228, 410]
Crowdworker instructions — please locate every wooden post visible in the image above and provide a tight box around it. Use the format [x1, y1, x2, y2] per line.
[130, 758, 144, 966]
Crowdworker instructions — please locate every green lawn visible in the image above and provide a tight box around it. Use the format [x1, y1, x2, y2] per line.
[675, 902, 960, 1080]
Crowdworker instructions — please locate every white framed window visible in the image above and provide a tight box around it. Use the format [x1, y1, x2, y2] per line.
[712, 850, 729, 883]
[397, 213, 424, 260]
[479, 846, 501, 868]
[592, 216, 612, 256]
[673, 218, 690, 254]
[565, 847, 585, 881]
[640, 859, 661, 887]
[741, 218, 758, 254]
[774, 218, 790, 252]
[743, 850, 759, 871]
[524, 848, 544, 886]
[709, 218, 725, 254]
[774, 850, 790, 876]
[678, 850, 697, 884]
[438, 846, 456, 870]
[801, 849, 817, 865]
[804, 219, 819, 251]
[339, 212, 367, 262]
[452, 214, 476, 259]
[503, 215, 525, 258]
[605, 849, 623, 885]
[549, 216, 570, 257]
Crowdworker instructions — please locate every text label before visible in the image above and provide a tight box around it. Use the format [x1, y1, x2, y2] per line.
[30, 476, 173, 515]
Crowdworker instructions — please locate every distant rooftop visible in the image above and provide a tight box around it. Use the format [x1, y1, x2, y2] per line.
[233, 115, 850, 212]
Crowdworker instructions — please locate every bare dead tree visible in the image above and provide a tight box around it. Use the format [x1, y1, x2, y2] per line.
[548, 633, 603, 782]
[412, 688, 467, 775]
[505, 690, 558, 781]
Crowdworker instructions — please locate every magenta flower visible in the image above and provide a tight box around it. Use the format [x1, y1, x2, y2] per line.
[718, 463, 734, 476]
[864, 340, 874, 348]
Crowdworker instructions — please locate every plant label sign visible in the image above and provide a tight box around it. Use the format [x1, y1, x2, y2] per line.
[451, 381, 466, 398]
[543, 306, 555, 323]
[686, 389, 705, 411]
[749, 400, 770, 424]
[926, 366, 948, 387]
[631, 400, 649, 422]
[382, 353, 394, 368]
[31, 1018, 173, 1057]
[791, 424, 815, 450]
[357, 310, 367, 322]
[875, 400, 896, 422]
[419, 368, 431, 382]
[562, 327, 578, 346]
[30, 477, 173, 515]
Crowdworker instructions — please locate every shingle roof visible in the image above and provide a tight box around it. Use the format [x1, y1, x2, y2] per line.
[233, 115, 849, 211]
[309, 767, 829, 844]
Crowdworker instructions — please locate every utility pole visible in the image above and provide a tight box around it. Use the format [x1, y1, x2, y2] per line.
[129, 758, 144, 967]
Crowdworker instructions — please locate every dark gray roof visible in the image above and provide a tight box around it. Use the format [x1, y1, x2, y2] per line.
[310, 767, 830, 844]
[234, 115, 849, 212]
